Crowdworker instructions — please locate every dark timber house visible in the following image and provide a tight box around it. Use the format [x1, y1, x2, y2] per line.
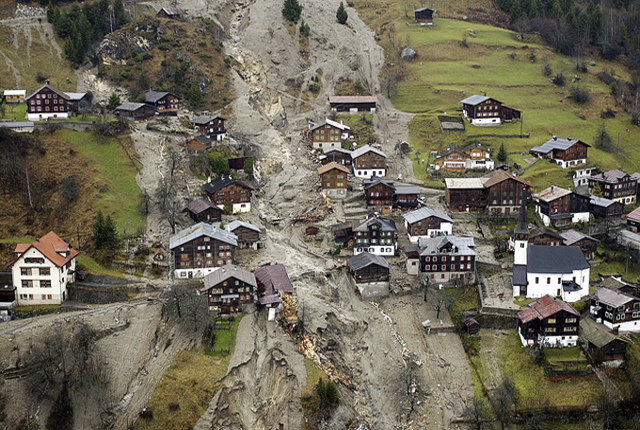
[144, 91, 180, 116]
[183, 199, 223, 224]
[460, 95, 521, 126]
[113, 102, 154, 122]
[202, 264, 256, 314]
[346, 252, 390, 300]
[254, 264, 294, 320]
[192, 115, 226, 141]
[156, 7, 187, 19]
[227, 220, 261, 250]
[202, 175, 254, 213]
[329, 96, 377, 114]
[517, 295, 580, 348]
[414, 7, 434, 24]
[530, 136, 589, 169]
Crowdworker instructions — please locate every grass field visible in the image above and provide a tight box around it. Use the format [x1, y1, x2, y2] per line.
[76, 254, 127, 279]
[54, 129, 145, 235]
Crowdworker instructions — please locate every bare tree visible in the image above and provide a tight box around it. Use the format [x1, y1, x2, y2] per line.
[463, 397, 489, 430]
[491, 377, 516, 430]
[164, 286, 213, 337]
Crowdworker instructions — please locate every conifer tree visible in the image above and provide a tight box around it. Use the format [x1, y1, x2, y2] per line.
[336, 2, 348, 24]
[282, 0, 302, 23]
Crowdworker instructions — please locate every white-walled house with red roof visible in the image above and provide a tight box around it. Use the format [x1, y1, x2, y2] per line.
[8, 232, 79, 305]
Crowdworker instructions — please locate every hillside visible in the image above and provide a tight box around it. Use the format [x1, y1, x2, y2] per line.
[352, 0, 640, 192]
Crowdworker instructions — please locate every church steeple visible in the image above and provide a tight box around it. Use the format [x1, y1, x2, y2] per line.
[514, 188, 529, 266]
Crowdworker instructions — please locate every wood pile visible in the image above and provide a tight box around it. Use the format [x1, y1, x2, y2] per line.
[292, 197, 333, 223]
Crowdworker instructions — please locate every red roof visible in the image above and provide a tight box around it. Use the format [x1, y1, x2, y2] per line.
[626, 207, 640, 224]
[9, 231, 79, 268]
[518, 295, 579, 324]
[318, 162, 350, 175]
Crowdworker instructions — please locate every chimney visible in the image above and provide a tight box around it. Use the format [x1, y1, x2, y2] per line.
[207, 176, 211, 183]
[553, 135, 557, 140]
[45, 79, 50, 85]
[567, 136, 571, 140]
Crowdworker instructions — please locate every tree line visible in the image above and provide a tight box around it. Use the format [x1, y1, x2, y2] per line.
[47, 0, 127, 66]
[499, 0, 640, 68]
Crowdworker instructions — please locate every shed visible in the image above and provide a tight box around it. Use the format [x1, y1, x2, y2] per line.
[414, 7, 434, 24]
[464, 317, 480, 335]
[305, 225, 320, 236]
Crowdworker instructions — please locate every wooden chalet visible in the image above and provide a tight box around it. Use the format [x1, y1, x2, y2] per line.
[156, 7, 187, 19]
[329, 95, 377, 113]
[4, 89, 25, 103]
[581, 316, 628, 364]
[227, 220, 261, 250]
[403, 207, 453, 243]
[169, 222, 238, 279]
[347, 252, 390, 299]
[590, 196, 624, 220]
[444, 170, 529, 214]
[560, 230, 598, 260]
[318, 162, 350, 199]
[394, 185, 420, 208]
[25, 81, 70, 121]
[144, 91, 180, 115]
[353, 214, 398, 256]
[332, 221, 354, 247]
[590, 287, 640, 332]
[202, 175, 254, 213]
[517, 295, 580, 348]
[352, 144, 388, 178]
[534, 186, 590, 228]
[414, 7, 434, 24]
[363, 178, 395, 212]
[185, 136, 212, 155]
[66, 92, 91, 115]
[192, 115, 226, 141]
[114, 102, 154, 122]
[413, 235, 476, 284]
[433, 143, 494, 173]
[530, 136, 589, 169]
[202, 264, 256, 314]
[320, 147, 352, 166]
[444, 178, 485, 213]
[529, 225, 564, 246]
[588, 169, 639, 205]
[460, 95, 521, 126]
[464, 317, 480, 335]
[310, 118, 350, 149]
[626, 206, 640, 232]
[254, 264, 294, 320]
[183, 199, 223, 223]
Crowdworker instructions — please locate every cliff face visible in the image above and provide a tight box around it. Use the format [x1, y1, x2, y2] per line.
[97, 19, 160, 66]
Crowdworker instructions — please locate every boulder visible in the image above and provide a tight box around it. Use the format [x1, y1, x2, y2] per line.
[401, 48, 417, 60]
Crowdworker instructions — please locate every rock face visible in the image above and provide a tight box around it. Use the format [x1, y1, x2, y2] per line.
[97, 19, 158, 66]
[401, 48, 417, 60]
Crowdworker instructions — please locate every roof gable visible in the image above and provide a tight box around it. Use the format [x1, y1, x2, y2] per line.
[347, 252, 390, 271]
[318, 162, 350, 175]
[402, 207, 453, 224]
[169, 222, 238, 249]
[518, 294, 579, 323]
[10, 231, 78, 268]
[351, 144, 387, 159]
[203, 264, 256, 290]
[26, 83, 70, 102]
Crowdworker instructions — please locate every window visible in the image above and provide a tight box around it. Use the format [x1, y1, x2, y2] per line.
[425, 265, 430, 270]
[565, 326, 577, 332]
[545, 327, 556, 333]
[22, 280, 34, 288]
[547, 318, 556, 324]
[535, 277, 539, 284]
[566, 318, 577, 323]
[547, 277, 551, 284]
[21, 268, 31, 276]
[41, 280, 51, 288]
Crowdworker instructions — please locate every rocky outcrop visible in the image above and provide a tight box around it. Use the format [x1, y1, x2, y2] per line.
[401, 47, 417, 60]
[97, 19, 159, 66]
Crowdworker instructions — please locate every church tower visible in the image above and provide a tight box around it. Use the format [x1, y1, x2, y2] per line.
[513, 190, 529, 266]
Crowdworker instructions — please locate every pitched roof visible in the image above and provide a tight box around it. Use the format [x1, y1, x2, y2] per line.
[4, 90, 26, 96]
[169, 222, 238, 249]
[158, 7, 187, 16]
[354, 215, 397, 233]
[0, 121, 34, 128]
[460, 95, 497, 105]
[530, 136, 590, 155]
[518, 294, 580, 323]
[394, 185, 421, 195]
[560, 229, 598, 246]
[65, 92, 87, 101]
[10, 231, 78, 268]
[535, 186, 572, 203]
[482, 170, 529, 188]
[227, 220, 261, 233]
[329, 95, 377, 104]
[310, 118, 350, 132]
[144, 91, 172, 104]
[203, 264, 256, 291]
[322, 147, 352, 155]
[528, 225, 563, 240]
[599, 276, 636, 293]
[183, 199, 223, 215]
[461, 143, 491, 154]
[347, 252, 390, 271]
[351, 144, 387, 160]
[591, 287, 636, 308]
[402, 207, 453, 224]
[254, 264, 293, 295]
[25, 83, 70, 102]
[115, 102, 147, 112]
[526, 245, 589, 274]
[444, 178, 486, 189]
[590, 169, 629, 183]
[363, 178, 394, 190]
[318, 162, 350, 175]
[581, 316, 628, 348]
[417, 235, 477, 257]
[202, 175, 254, 194]
[590, 195, 617, 208]
[414, 7, 434, 12]
[191, 115, 225, 125]
[626, 206, 640, 223]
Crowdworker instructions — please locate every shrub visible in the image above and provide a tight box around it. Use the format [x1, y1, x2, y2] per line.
[594, 124, 614, 152]
[542, 64, 552, 76]
[336, 2, 348, 24]
[106, 93, 121, 111]
[309, 82, 321, 93]
[551, 71, 565, 86]
[60, 176, 79, 201]
[299, 19, 310, 37]
[575, 61, 587, 73]
[569, 86, 589, 103]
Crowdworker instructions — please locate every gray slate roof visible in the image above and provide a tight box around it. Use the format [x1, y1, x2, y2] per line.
[228, 220, 261, 233]
[115, 102, 147, 112]
[460, 95, 499, 105]
[354, 215, 397, 233]
[192, 115, 224, 125]
[183, 199, 223, 215]
[417, 235, 476, 257]
[403, 207, 453, 224]
[395, 185, 421, 195]
[309, 118, 350, 132]
[581, 316, 628, 348]
[526, 245, 589, 274]
[203, 264, 256, 290]
[347, 252, 390, 271]
[590, 195, 617, 208]
[560, 229, 598, 246]
[351, 144, 387, 160]
[322, 147, 352, 155]
[169, 222, 238, 249]
[145, 91, 171, 103]
[65, 92, 87, 101]
[591, 287, 636, 308]
[530, 136, 590, 155]
[0, 121, 34, 128]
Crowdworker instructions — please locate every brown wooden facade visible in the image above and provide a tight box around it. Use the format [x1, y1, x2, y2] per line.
[406, 216, 446, 237]
[204, 270, 256, 314]
[146, 92, 180, 115]
[364, 180, 395, 211]
[183, 200, 223, 224]
[172, 236, 235, 274]
[518, 308, 579, 345]
[230, 226, 260, 249]
[319, 163, 349, 193]
[414, 7, 434, 24]
[202, 177, 253, 208]
[26, 84, 69, 117]
[354, 151, 386, 172]
[195, 117, 226, 137]
[321, 149, 352, 166]
[485, 177, 529, 215]
[348, 261, 390, 284]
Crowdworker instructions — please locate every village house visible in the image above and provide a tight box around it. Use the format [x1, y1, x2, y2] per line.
[460, 95, 521, 126]
[411, 235, 476, 284]
[517, 295, 580, 348]
[169, 222, 238, 279]
[533, 186, 590, 228]
[394, 185, 420, 208]
[202, 264, 256, 314]
[352, 144, 388, 178]
[113, 102, 155, 122]
[332, 221, 354, 248]
[183, 199, 223, 224]
[319, 147, 352, 166]
[202, 175, 254, 213]
[66, 92, 91, 115]
[597, 276, 638, 296]
[626, 206, 640, 232]
[191, 115, 226, 140]
[581, 316, 628, 365]
[590, 287, 640, 332]
[402, 207, 453, 243]
[363, 178, 395, 212]
[588, 169, 639, 205]
[530, 136, 589, 168]
[444, 170, 529, 214]
[318, 162, 350, 199]
[353, 214, 398, 256]
[404, 244, 420, 275]
[310, 118, 350, 149]
[560, 230, 598, 260]
[3, 89, 25, 103]
[509, 224, 565, 253]
[185, 136, 212, 155]
[512, 205, 590, 302]
[572, 167, 596, 190]
[227, 220, 261, 250]
[590, 195, 624, 219]
[156, 7, 187, 19]
[25, 82, 70, 121]
[432, 143, 494, 173]
[0, 282, 17, 311]
[144, 91, 180, 116]
[347, 252, 390, 300]
[8, 232, 78, 305]
[329, 95, 377, 113]
[414, 7, 434, 24]
[254, 264, 294, 321]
